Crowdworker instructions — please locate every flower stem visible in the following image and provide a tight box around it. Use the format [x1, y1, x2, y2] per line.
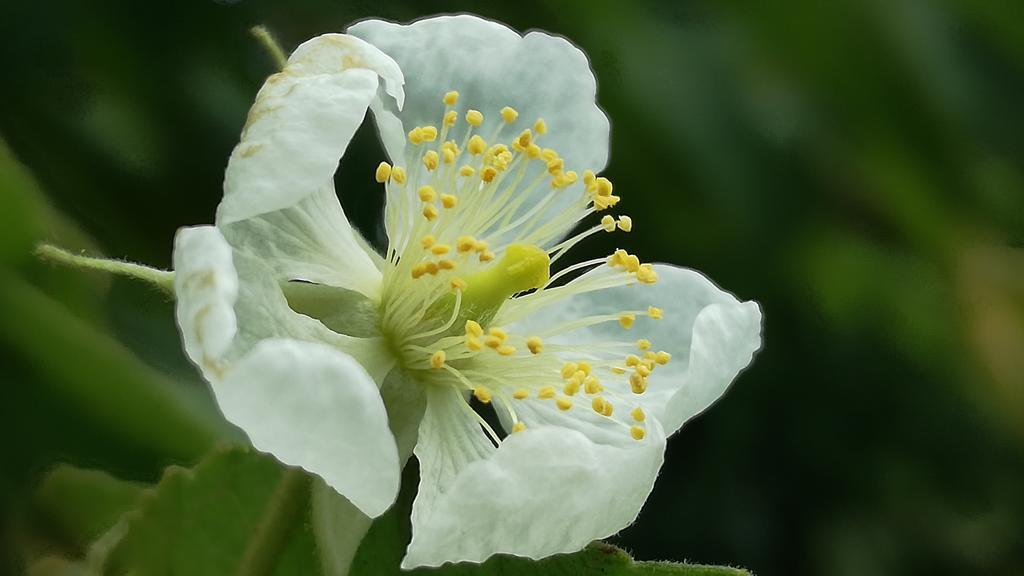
[250, 25, 288, 70]
[234, 467, 312, 576]
[35, 243, 174, 295]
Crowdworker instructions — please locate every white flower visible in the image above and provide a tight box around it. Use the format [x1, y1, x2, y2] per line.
[172, 15, 762, 569]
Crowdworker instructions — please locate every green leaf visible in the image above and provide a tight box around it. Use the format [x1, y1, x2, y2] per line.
[34, 464, 149, 549]
[103, 446, 320, 576]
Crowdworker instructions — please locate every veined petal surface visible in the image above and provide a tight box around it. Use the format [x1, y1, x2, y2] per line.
[215, 338, 401, 518]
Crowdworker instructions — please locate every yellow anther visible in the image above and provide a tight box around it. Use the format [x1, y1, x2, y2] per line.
[374, 161, 392, 183]
[601, 215, 616, 232]
[466, 337, 482, 351]
[631, 407, 646, 422]
[655, 351, 671, 365]
[608, 249, 628, 267]
[541, 148, 559, 162]
[591, 396, 606, 415]
[466, 109, 484, 126]
[617, 216, 633, 232]
[636, 364, 651, 377]
[512, 388, 530, 400]
[634, 339, 650, 351]
[430, 350, 446, 369]
[556, 397, 573, 411]
[430, 243, 451, 255]
[422, 204, 438, 221]
[459, 165, 475, 177]
[438, 259, 456, 271]
[563, 379, 580, 396]
[500, 106, 519, 123]
[593, 194, 621, 210]
[489, 327, 508, 341]
[420, 234, 436, 249]
[611, 367, 626, 375]
[561, 363, 578, 379]
[450, 277, 467, 291]
[546, 157, 564, 175]
[625, 255, 641, 273]
[442, 148, 456, 164]
[630, 373, 647, 394]
[647, 306, 663, 319]
[595, 177, 613, 197]
[577, 361, 592, 375]
[456, 236, 477, 253]
[480, 166, 498, 183]
[411, 264, 427, 279]
[551, 172, 572, 189]
[408, 126, 424, 145]
[443, 90, 459, 106]
[602, 399, 614, 417]
[619, 313, 636, 329]
[538, 385, 557, 400]
[443, 110, 458, 127]
[526, 336, 544, 355]
[625, 354, 641, 367]
[583, 170, 596, 187]
[424, 262, 440, 275]
[474, 240, 489, 253]
[468, 135, 487, 155]
[465, 319, 484, 337]
[441, 194, 458, 209]
[391, 166, 406, 184]
[534, 118, 547, 134]
[496, 344, 516, 356]
[512, 421, 526, 433]
[572, 370, 587, 382]
[630, 426, 646, 441]
[526, 143, 542, 159]
[423, 150, 439, 171]
[418, 185, 437, 203]
[643, 351, 657, 361]
[420, 125, 438, 142]
[479, 250, 495, 262]
[484, 335, 502, 348]
[637, 264, 658, 284]
[474, 387, 492, 404]
[583, 375, 603, 395]
[514, 129, 533, 150]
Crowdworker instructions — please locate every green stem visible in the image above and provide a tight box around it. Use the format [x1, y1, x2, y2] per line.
[250, 25, 288, 70]
[234, 467, 312, 576]
[0, 273, 227, 460]
[36, 243, 174, 295]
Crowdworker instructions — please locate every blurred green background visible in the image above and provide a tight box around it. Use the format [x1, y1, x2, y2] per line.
[2, 0, 1023, 574]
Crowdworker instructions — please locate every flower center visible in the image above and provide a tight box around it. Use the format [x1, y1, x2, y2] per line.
[371, 90, 667, 442]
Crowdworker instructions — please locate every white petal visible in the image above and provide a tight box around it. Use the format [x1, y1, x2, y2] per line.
[219, 185, 383, 300]
[172, 226, 238, 378]
[173, 224, 395, 384]
[349, 15, 609, 245]
[409, 386, 495, 521]
[218, 34, 402, 224]
[215, 338, 400, 518]
[506, 265, 762, 435]
[216, 34, 403, 299]
[225, 249, 396, 384]
[404, 391, 665, 568]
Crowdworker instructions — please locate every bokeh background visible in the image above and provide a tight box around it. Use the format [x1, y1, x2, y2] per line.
[2, 1, 1023, 575]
